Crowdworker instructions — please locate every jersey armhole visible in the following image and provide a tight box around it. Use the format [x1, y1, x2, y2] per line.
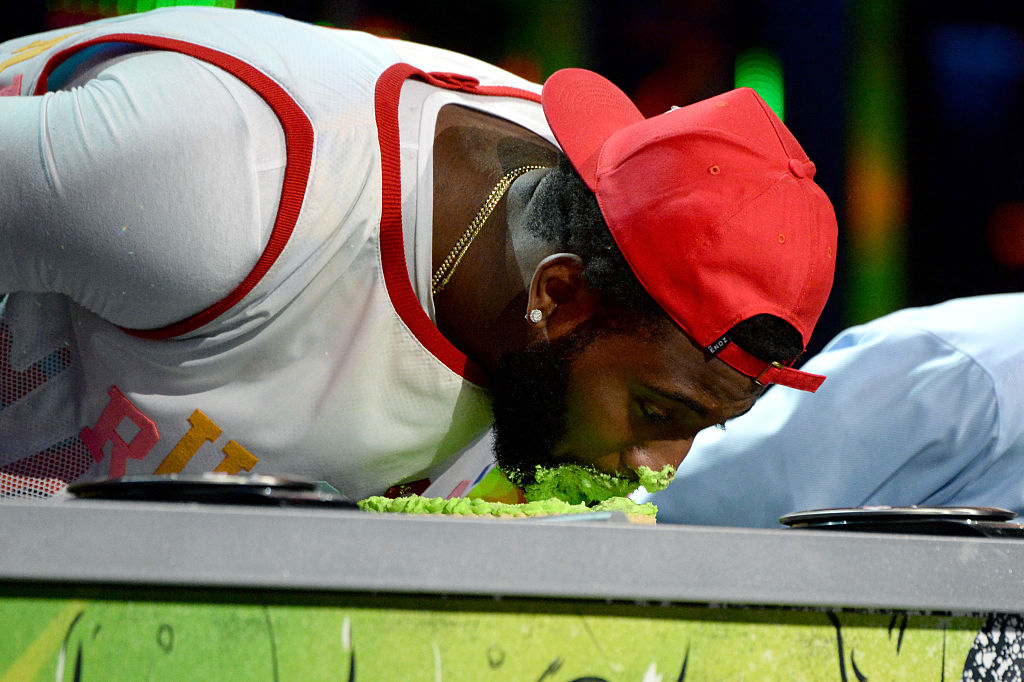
[373, 63, 541, 387]
[36, 33, 315, 340]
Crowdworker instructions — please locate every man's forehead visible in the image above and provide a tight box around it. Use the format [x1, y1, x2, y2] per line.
[636, 322, 762, 412]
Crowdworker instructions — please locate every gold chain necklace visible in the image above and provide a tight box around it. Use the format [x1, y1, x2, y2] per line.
[431, 164, 547, 295]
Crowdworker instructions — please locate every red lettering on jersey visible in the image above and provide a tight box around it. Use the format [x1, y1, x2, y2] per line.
[0, 74, 22, 96]
[80, 386, 159, 477]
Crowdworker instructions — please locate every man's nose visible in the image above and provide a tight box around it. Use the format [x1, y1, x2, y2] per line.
[622, 438, 693, 473]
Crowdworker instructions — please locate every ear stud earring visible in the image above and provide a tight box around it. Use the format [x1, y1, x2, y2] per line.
[527, 309, 543, 324]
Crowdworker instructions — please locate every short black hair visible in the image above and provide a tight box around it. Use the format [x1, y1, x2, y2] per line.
[524, 155, 804, 364]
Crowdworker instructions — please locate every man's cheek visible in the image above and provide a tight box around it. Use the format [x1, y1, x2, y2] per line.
[562, 398, 623, 457]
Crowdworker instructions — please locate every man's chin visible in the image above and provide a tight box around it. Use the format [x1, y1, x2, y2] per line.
[490, 324, 600, 492]
[490, 364, 573, 485]
[490, 439, 558, 488]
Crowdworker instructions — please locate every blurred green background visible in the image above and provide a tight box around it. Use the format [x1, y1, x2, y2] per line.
[6, 0, 1024, 356]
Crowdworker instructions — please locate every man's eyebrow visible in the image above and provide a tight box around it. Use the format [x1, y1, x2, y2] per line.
[642, 384, 711, 419]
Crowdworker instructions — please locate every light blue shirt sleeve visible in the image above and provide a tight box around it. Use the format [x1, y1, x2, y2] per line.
[647, 303, 1018, 527]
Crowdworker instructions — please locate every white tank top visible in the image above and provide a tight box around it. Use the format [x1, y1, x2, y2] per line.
[0, 6, 554, 500]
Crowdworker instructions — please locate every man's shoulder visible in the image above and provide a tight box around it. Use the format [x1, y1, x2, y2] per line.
[824, 294, 1023, 400]
[856, 293, 1024, 351]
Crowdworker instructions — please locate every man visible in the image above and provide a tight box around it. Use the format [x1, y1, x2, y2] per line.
[0, 6, 837, 501]
[645, 294, 1024, 526]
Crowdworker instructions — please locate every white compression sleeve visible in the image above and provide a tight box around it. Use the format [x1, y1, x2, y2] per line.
[0, 50, 285, 329]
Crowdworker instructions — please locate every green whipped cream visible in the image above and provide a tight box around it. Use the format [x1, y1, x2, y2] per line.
[636, 464, 676, 493]
[357, 494, 657, 519]
[516, 464, 676, 505]
[358, 464, 672, 520]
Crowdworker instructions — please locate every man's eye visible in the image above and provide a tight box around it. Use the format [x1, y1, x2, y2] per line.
[639, 400, 672, 424]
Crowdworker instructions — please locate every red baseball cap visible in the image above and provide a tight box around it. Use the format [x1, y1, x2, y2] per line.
[541, 68, 838, 392]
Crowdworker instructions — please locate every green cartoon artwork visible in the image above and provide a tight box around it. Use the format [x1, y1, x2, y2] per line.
[0, 587, 989, 681]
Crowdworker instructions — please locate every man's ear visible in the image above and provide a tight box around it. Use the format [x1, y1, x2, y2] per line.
[524, 253, 598, 339]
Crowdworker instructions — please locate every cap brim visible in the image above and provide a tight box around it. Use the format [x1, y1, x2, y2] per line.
[541, 68, 645, 191]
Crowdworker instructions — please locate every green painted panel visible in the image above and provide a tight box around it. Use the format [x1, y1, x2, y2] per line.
[0, 587, 984, 681]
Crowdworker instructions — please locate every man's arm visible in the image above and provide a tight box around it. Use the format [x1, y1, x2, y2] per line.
[0, 49, 283, 329]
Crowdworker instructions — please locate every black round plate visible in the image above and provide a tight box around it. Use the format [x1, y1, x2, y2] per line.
[780, 505, 1017, 527]
[67, 473, 355, 508]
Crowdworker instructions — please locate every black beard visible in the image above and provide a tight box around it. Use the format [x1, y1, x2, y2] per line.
[491, 327, 596, 487]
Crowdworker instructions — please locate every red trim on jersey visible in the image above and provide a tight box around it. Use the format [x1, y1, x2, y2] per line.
[373, 64, 542, 386]
[35, 34, 315, 339]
